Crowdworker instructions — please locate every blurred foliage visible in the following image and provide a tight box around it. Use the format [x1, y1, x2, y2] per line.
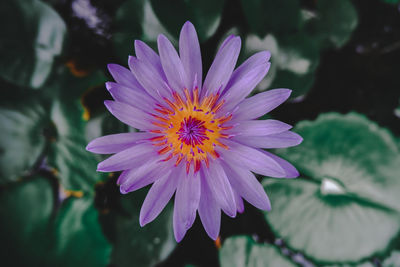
[1, 0, 400, 266]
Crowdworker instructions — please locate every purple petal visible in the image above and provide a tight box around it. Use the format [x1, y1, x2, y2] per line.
[202, 160, 236, 217]
[198, 171, 221, 240]
[97, 143, 155, 172]
[232, 190, 245, 213]
[217, 139, 285, 177]
[86, 132, 153, 154]
[106, 82, 156, 110]
[222, 161, 271, 211]
[104, 100, 153, 130]
[158, 34, 189, 94]
[173, 166, 200, 242]
[118, 160, 174, 193]
[233, 89, 292, 121]
[259, 150, 299, 178]
[228, 119, 292, 136]
[107, 64, 144, 90]
[134, 40, 167, 81]
[128, 56, 172, 99]
[139, 166, 180, 226]
[202, 36, 241, 96]
[233, 131, 303, 149]
[179, 21, 202, 89]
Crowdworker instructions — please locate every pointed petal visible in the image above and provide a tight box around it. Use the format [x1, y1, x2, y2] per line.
[107, 64, 143, 90]
[106, 82, 156, 110]
[227, 119, 292, 136]
[173, 168, 201, 242]
[97, 143, 155, 172]
[233, 190, 245, 213]
[198, 171, 221, 240]
[179, 21, 202, 89]
[134, 40, 167, 81]
[233, 131, 303, 149]
[259, 150, 299, 178]
[158, 34, 188, 93]
[86, 132, 153, 154]
[139, 166, 180, 226]
[128, 56, 172, 99]
[217, 140, 285, 178]
[223, 162, 271, 211]
[202, 36, 241, 96]
[233, 89, 292, 121]
[202, 160, 237, 217]
[104, 100, 153, 130]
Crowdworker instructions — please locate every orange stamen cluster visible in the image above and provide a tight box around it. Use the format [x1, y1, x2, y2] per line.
[149, 88, 232, 173]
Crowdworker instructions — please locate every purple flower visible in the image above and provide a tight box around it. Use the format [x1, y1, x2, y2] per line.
[86, 21, 302, 242]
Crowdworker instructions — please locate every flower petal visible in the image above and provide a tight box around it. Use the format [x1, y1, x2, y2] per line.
[218, 139, 285, 177]
[179, 21, 202, 89]
[198, 170, 221, 240]
[202, 36, 241, 96]
[233, 131, 303, 149]
[104, 100, 153, 130]
[158, 34, 189, 94]
[106, 82, 156, 110]
[173, 166, 201, 242]
[233, 190, 245, 213]
[227, 119, 292, 136]
[107, 63, 143, 90]
[139, 166, 180, 226]
[86, 132, 153, 154]
[202, 160, 237, 217]
[233, 89, 292, 121]
[258, 150, 299, 178]
[128, 56, 172, 99]
[223, 161, 271, 211]
[134, 40, 167, 81]
[97, 143, 155, 172]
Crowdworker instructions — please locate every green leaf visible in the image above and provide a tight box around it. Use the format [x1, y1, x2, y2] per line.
[48, 197, 112, 267]
[219, 236, 296, 267]
[0, 83, 50, 183]
[241, 0, 301, 38]
[150, 0, 225, 42]
[47, 70, 108, 192]
[263, 112, 400, 263]
[309, 0, 358, 49]
[0, 175, 54, 266]
[105, 189, 176, 267]
[0, 0, 66, 88]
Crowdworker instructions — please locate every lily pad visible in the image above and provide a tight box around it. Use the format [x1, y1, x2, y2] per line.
[0, 83, 50, 183]
[309, 0, 358, 49]
[0, 0, 66, 88]
[47, 71, 107, 192]
[105, 188, 176, 267]
[219, 236, 296, 267]
[0, 175, 54, 266]
[240, 0, 301, 38]
[150, 0, 225, 42]
[48, 197, 112, 267]
[263, 112, 400, 263]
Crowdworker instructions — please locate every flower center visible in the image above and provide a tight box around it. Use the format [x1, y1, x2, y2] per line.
[149, 88, 232, 173]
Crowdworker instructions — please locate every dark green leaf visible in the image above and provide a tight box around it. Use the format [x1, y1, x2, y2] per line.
[0, 0, 66, 88]
[47, 71, 108, 192]
[219, 236, 296, 267]
[150, 0, 225, 42]
[264, 112, 400, 263]
[310, 0, 358, 49]
[48, 197, 112, 267]
[241, 0, 301, 38]
[0, 83, 49, 183]
[106, 189, 176, 267]
[0, 176, 54, 266]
